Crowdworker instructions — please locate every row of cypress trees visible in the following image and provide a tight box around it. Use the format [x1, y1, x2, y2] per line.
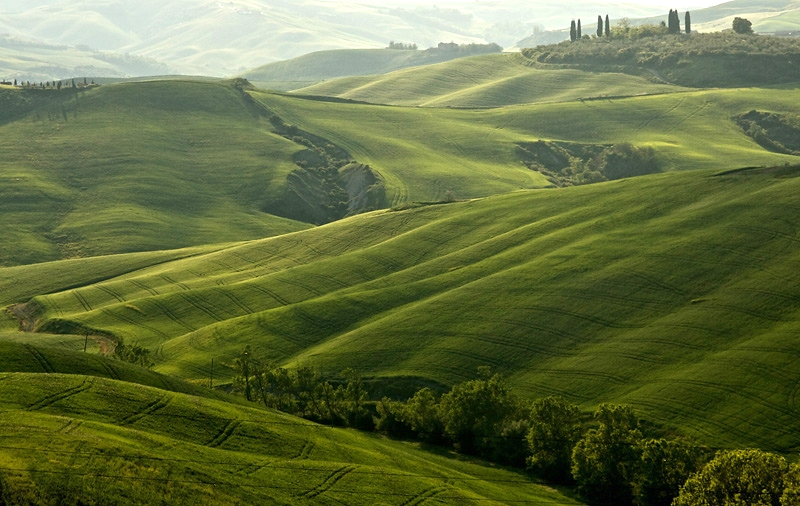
[570, 10, 692, 42]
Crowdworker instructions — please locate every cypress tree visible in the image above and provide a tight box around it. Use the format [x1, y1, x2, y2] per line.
[570, 20, 577, 42]
[577, 19, 582, 39]
[685, 11, 692, 34]
[597, 15, 603, 37]
[605, 15, 610, 38]
[674, 9, 681, 33]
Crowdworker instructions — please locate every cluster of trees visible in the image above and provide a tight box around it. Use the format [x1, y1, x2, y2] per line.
[231, 354, 800, 506]
[571, 11, 691, 42]
[386, 41, 418, 50]
[11, 78, 95, 90]
[233, 346, 372, 428]
[518, 141, 659, 187]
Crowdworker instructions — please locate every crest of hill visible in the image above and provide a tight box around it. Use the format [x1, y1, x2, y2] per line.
[8, 166, 800, 453]
[241, 44, 503, 92]
[295, 52, 684, 108]
[521, 32, 800, 88]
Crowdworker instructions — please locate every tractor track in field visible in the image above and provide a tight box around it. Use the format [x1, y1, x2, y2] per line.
[24, 344, 55, 373]
[94, 284, 125, 303]
[72, 290, 92, 312]
[400, 486, 448, 506]
[28, 379, 92, 411]
[206, 419, 241, 448]
[178, 292, 224, 322]
[59, 419, 83, 434]
[101, 307, 171, 339]
[292, 440, 316, 460]
[248, 284, 291, 306]
[213, 288, 254, 315]
[119, 394, 173, 426]
[128, 279, 159, 296]
[300, 465, 357, 499]
[147, 299, 197, 332]
[160, 274, 191, 291]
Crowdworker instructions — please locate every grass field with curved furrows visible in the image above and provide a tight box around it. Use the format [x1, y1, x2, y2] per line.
[6, 167, 800, 453]
[295, 53, 683, 108]
[254, 86, 798, 205]
[0, 80, 310, 266]
[1, 78, 797, 266]
[0, 370, 582, 505]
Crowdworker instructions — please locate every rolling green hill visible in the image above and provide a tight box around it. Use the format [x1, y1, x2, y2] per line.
[295, 53, 683, 107]
[242, 45, 503, 91]
[6, 166, 800, 453]
[0, 371, 579, 505]
[2, 78, 796, 266]
[254, 87, 797, 205]
[0, 80, 313, 266]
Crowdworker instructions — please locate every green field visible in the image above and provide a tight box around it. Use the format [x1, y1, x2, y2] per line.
[5, 166, 800, 453]
[296, 53, 683, 107]
[256, 86, 797, 204]
[2, 76, 796, 266]
[0, 80, 310, 265]
[0, 369, 579, 505]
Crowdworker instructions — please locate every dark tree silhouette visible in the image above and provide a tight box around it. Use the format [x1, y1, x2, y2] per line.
[685, 11, 692, 34]
[733, 17, 753, 34]
[597, 15, 603, 37]
[570, 20, 577, 42]
[605, 15, 610, 37]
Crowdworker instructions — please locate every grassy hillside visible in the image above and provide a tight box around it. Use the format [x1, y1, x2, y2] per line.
[1, 77, 797, 266]
[242, 45, 502, 91]
[0, 371, 581, 505]
[254, 87, 796, 205]
[296, 53, 683, 107]
[521, 32, 800, 88]
[7, 167, 800, 453]
[0, 80, 311, 266]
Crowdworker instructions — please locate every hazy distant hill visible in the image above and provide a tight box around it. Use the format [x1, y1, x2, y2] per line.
[0, 0, 665, 79]
[514, 0, 800, 51]
[241, 44, 503, 91]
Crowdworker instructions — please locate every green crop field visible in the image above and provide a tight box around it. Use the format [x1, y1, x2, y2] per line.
[255, 86, 797, 204]
[0, 367, 581, 505]
[0, 80, 310, 266]
[2, 77, 796, 266]
[296, 53, 683, 108]
[3, 47, 800, 503]
[5, 166, 800, 454]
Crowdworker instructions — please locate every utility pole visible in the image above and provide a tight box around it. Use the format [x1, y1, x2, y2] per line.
[210, 359, 214, 389]
[84, 333, 89, 352]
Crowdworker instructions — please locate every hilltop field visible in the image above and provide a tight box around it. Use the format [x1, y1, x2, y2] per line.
[1, 28, 800, 505]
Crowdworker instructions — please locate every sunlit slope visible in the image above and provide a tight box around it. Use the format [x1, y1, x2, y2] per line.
[0, 372, 581, 505]
[254, 87, 796, 204]
[14, 167, 800, 450]
[297, 53, 683, 107]
[0, 81, 309, 266]
[242, 48, 501, 91]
